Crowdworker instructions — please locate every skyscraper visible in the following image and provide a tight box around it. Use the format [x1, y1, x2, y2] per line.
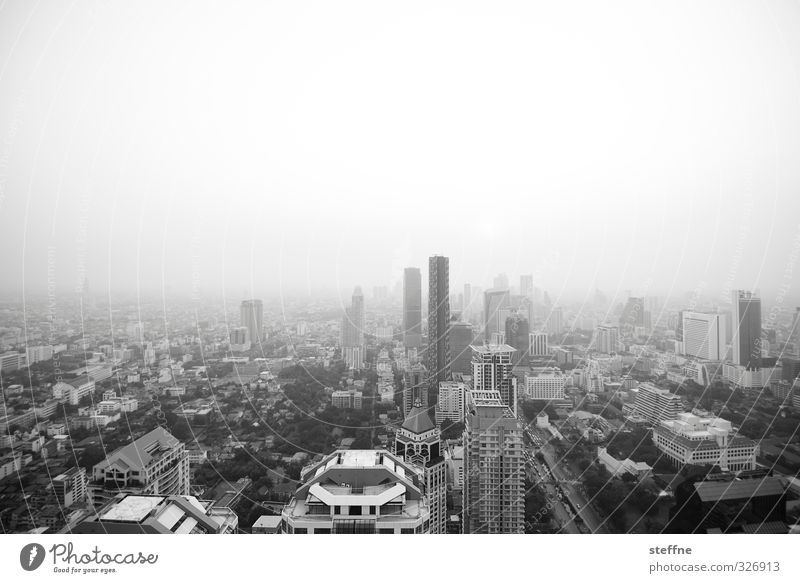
[427, 255, 451, 394]
[395, 401, 447, 534]
[403, 363, 428, 417]
[463, 389, 524, 534]
[484, 288, 511, 340]
[682, 311, 726, 361]
[342, 286, 365, 348]
[594, 325, 619, 354]
[240, 299, 263, 346]
[731, 290, 762, 370]
[520, 275, 533, 298]
[546, 306, 564, 335]
[493, 273, 509, 290]
[449, 321, 475, 374]
[403, 267, 423, 348]
[505, 313, 529, 364]
[471, 343, 518, 417]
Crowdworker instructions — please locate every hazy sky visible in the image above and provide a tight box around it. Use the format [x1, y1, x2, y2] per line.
[1, 1, 799, 306]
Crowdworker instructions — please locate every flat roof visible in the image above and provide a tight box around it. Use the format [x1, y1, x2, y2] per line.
[100, 496, 165, 522]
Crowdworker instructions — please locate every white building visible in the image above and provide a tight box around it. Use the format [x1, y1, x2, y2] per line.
[435, 381, 466, 424]
[528, 332, 548, 357]
[280, 450, 431, 534]
[681, 311, 727, 361]
[524, 367, 566, 401]
[652, 413, 758, 471]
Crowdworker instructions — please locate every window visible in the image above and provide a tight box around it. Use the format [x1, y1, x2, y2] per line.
[378, 528, 394, 534]
[294, 527, 308, 534]
[349, 506, 362, 516]
[401, 528, 414, 534]
[313, 528, 331, 534]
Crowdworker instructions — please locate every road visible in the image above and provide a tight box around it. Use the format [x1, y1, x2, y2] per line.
[539, 443, 608, 533]
[524, 450, 581, 533]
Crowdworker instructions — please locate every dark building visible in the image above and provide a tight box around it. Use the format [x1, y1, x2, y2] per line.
[449, 322, 474, 375]
[781, 357, 800, 382]
[427, 255, 450, 395]
[667, 471, 787, 533]
[732, 290, 762, 370]
[403, 267, 423, 348]
[504, 313, 529, 365]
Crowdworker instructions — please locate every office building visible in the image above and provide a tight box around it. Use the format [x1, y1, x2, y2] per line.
[280, 450, 430, 534]
[545, 306, 564, 335]
[682, 311, 726, 361]
[505, 314, 529, 364]
[427, 255, 451, 393]
[343, 346, 365, 371]
[731, 290, 762, 370]
[331, 390, 363, 409]
[240, 299, 263, 346]
[524, 367, 567, 401]
[484, 288, 511, 340]
[395, 401, 447, 534]
[520, 275, 533, 298]
[88, 427, 190, 510]
[529, 331, 548, 357]
[625, 382, 683, 426]
[229, 327, 251, 352]
[594, 325, 619, 354]
[52, 467, 87, 508]
[403, 267, 423, 348]
[435, 381, 467, 424]
[463, 390, 524, 534]
[471, 343, 518, 417]
[652, 413, 758, 471]
[449, 321, 474, 375]
[342, 286, 365, 348]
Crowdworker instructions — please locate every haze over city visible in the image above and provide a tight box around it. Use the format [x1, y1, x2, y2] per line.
[1, 1, 799, 302]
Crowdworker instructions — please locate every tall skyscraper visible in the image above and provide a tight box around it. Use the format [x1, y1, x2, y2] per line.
[520, 274, 533, 298]
[427, 255, 451, 394]
[546, 306, 564, 335]
[731, 290, 762, 370]
[395, 400, 447, 534]
[505, 313, 529, 364]
[449, 321, 475, 374]
[484, 288, 511, 340]
[342, 286, 365, 348]
[463, 389, 524, 534]
[403, 267, 423, 348]
[463, 283, 472, 318]
[240, 299, 263, 346]
[471, 343, 518, 417]
[682, 311, 726, 361]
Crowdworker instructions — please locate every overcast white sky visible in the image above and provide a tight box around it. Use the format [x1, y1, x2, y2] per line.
[1, 1, 799, 306]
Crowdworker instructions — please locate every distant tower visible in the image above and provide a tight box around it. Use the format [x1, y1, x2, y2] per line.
[240, 299, 263, 346]
[520, 275, 533, 298]
[342, 287, 365, 348]
[395, 400, 447, 534]
[731, 290, 762, 370]
[427, 256, 451, 394]
[484, 289, 511, 341]
[403, 268, 423, 348]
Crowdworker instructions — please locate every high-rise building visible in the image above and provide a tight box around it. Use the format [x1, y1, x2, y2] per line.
[546, 306, 564, 336]
[484, 289, 511, 340]
[280, 450, 431, 534]
[471, 343, 518, 417]
[395, 401, 447, 534]
[342, 286, 365, 348]
[682, 312, 726, 361]
[528, 331, 548, 357]
[435, 381, 467, 424]
[625, 382, 684, 426]
[449, 321, 474, 374]
[427, 255, 451, 394]
[463, 389, 524, 534]
[463, 283, 473, 318]
[240, 299, 263, 346]
[524, 367, 566, 401]
[731, 290, 762, 370]
[520, 275, 533, 298]
[88, 427, 190, 510]
[403, 363, 428, 417]
[619, 297, 646, 333]
[594, 325, 619, 354]
[403, 268, 423, 348]
[52, 467, 87, 508]
[505, 314, 529, 364]
[229, 327, 250, 352]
